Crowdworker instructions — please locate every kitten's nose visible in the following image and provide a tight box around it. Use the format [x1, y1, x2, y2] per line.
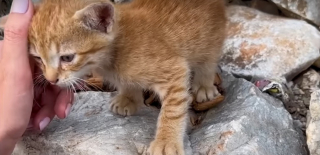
[48, 79, 59, 85]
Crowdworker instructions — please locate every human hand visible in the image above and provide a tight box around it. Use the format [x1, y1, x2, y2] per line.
[30, 60, 74, 131]
[0, 0, 74, 154]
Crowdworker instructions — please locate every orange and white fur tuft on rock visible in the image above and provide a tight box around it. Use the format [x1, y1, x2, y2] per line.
[0, 0, 226, 154]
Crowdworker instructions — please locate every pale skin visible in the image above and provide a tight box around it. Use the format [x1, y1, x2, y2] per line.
[0, 0, 73, 154]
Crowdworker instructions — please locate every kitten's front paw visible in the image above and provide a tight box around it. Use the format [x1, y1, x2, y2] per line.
[147, 139, 184, 155]
[109, 95, 138, 116]
[193, 85, 220, 103]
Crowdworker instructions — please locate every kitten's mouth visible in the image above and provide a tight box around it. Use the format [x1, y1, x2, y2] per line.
[54, 74, 94, 91]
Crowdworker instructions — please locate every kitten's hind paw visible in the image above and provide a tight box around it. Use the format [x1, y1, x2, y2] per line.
[147, 139, 184, 155]
[109, 95, 138, 116]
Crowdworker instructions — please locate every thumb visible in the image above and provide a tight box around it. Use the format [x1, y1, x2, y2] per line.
[2, 0, 34, 61]
[1, 0, 34, 92]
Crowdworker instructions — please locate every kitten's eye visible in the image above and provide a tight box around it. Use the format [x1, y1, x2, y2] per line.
[60, 54, 75, 62]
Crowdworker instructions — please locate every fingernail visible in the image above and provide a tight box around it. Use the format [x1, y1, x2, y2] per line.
[11, 0, 29, 14]
[65, 103, 72, 118]
[39, 117, 50, 131]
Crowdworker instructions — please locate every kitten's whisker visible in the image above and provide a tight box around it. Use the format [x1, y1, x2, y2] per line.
[33, 75, 44, 87]
[70, 81, 77, 93]
[33, 74, 43, 81]
[72, 77, 89, 92]
[43, 81, 48, 94]
[68, 80, 79, 102]
[76, 78, 103, 92]
[75, 78, 87, 92]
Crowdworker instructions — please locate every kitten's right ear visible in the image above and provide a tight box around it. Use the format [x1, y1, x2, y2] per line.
[73, 2, 115, 34]
[0, 15, 8, 29]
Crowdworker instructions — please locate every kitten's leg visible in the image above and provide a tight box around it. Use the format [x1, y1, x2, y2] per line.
[192, 62, 220, 103]
[109, 86, 143, 116]
[148, 63, 191, 155]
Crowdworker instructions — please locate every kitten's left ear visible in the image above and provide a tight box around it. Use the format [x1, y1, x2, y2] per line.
[0, 15, 8, 29]
[73, 2, 115, 33]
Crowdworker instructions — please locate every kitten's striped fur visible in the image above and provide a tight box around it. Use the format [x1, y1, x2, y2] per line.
[0, 0, 226, 154]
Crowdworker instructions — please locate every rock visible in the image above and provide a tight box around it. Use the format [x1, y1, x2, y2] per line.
[220, 5, 320, 83]
[0, 0, 11, 16]
[270, 0, 320, 27]
[190, 72, 307, 155]
[13, 73, 308, 155]
[313, 59, 320, 69]
[278, 69, 320, 132]
[249, 0, 281, 16]
[307, 90, 320, 155]
[295, 69, 320, 90]
[293, 68, 320, 109]
[12, 92, 193, 155]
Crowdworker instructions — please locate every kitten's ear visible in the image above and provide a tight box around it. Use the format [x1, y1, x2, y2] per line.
[0, 15, 8, 29]
[73, 2, 115, 33]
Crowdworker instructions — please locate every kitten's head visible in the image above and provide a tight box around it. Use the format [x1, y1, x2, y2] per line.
[0, 0, 117, 88]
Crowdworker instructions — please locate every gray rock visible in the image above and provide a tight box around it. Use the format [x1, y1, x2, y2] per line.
[12, 73, 307, 155]
[190, 72, 308, 155]
[220, 5, 320, 83]
[270, 0, 320, 26]
[12, 92, 192, 155]
[0, 0, 11, 16]
[249, 0, 280, 16]
[307, 90, 320, 155]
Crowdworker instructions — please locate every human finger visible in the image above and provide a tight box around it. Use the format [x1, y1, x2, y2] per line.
[2, 0, 33, 62]
[54, 88, 74, 119]
[32, 86, 56, 131]
[0, 0, 34, 138]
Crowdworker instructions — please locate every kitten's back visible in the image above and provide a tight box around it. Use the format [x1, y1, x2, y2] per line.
[115, 0, 226, 64]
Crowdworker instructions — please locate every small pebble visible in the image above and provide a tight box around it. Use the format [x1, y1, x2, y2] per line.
[300, 117, 306, 123]
[287, 106, 297, 113]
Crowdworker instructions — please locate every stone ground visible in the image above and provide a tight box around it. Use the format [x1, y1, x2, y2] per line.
[12, 72, 308, 155]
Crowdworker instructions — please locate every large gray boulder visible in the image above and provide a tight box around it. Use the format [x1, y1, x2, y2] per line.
[220, 5, 320, 82]
[13, 92, 193, 155]
[191, 72, 307, 155]
[270, 0, 320, 27]
[12, 73, 307, 155]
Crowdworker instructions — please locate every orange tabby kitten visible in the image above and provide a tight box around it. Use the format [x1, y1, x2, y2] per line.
[0, 0, 226, 154]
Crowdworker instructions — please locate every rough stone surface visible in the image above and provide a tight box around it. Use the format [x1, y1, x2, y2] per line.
[270, 0, 320, 26]
[12, 92, 192, 155]
[307, 90, 320, 155]
[249, 0, 280, 16]
[190, 72, 307, 155]
[12, 73, 307, 155]
[220, 5, 320, 82]
[282, 69, 320, 132]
